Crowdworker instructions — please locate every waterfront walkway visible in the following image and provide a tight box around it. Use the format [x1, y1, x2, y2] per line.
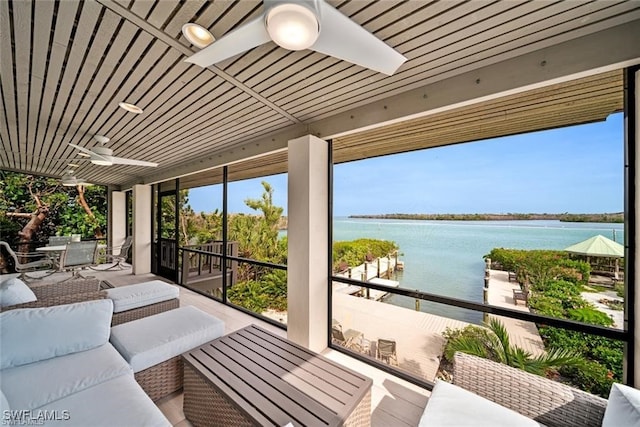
[486, 269, 546, 356]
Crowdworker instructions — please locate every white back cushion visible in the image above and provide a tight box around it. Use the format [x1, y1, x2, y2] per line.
[0, 299, 113, 369]
[0, 277, 37, 308]
[602, 383, 640, 427]
[0, 389, 9, 412]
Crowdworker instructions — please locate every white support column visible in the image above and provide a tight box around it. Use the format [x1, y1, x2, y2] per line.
[287, 135, 329, 352]
[110, 191, 127, 248]
[634, 69, 640, 386]
[132, 184, 152, 275]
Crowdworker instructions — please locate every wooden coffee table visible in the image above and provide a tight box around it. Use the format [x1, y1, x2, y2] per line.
[182, 324, 372, 427]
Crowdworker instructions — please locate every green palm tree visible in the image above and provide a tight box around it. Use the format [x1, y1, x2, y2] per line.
[443, 318, 584, 376]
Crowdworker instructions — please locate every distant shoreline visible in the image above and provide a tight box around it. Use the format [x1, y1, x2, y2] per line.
[348, 213, 624, 223]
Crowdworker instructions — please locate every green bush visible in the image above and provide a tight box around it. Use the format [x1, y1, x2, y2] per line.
[333, 238, 398, 271]
[559, 361, 614, 397]
[485, 249, 589, 289]
[442, 325, 495, 362]
[614, 282, 624, 298]
[538, 326, 622, 397]
[442, 319, 585, 377]
[527, 295, 565, 318]
[227, 269, 288, 313]
[487, 246, 621, 398]
[566, 307, 614, 327]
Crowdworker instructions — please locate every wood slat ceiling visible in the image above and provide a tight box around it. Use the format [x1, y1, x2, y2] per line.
[0, 0, 637, 187]
[178, 69, 623, 189]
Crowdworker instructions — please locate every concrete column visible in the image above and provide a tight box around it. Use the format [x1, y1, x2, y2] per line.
[287, 135, 329, 352]
[132, 184, 152, 275]
[110, 191, 127, 248]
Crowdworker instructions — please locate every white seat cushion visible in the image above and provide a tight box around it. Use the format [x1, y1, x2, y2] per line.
[37, 374, 171, 426]
[0, 299, 113, 369]
[1, 344, 131, 410]
[110, 305, 225, 372]
[420, 380, 542, 427]
[105, 280, 179, 313]
[602, 383, 640, 427]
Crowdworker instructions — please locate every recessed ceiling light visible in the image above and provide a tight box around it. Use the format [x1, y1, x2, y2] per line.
[118, 102, 143, 114]
[78, 153, 91, 158]
[182, 23, 215, 49]
[67, 163, 80, 168]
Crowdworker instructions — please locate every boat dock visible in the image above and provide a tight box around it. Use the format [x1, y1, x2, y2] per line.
[334, 255, 401, 300]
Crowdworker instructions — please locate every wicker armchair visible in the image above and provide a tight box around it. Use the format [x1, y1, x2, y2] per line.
[453, 352, 607, 427]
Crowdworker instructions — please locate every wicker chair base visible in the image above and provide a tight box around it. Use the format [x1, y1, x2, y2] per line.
[111, 298, 179, 325]
[30, 278, 101, 299]
[135, 356, 183, 402]
[1, 291, 107, 312]
[183, 364, 372, 427]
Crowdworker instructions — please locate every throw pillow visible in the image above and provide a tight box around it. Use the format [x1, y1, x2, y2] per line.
[602, 383, 640, 427]
[0, 277, 37, 308]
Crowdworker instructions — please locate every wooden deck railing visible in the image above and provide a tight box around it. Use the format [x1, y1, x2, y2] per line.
[180, 241, 238, 289]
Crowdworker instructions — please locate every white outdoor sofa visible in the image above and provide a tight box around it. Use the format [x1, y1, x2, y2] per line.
[0, 299, 171, 426]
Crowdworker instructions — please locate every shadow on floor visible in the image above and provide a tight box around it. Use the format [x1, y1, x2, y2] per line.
[372, 378, 429, 427]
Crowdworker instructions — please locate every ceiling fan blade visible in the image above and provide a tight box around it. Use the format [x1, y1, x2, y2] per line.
[184, 15, 270, 67]
[110, 156, 158, 167]
[311, 2, 406, 76]
[69, 142, 113, 164]
[68, 143, 95, 156]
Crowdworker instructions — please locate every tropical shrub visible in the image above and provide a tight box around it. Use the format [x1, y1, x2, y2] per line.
[485, 249, 589, 289]
[559, 361, 614, 397]
[566, 308, 614, 326]
[442, 318, 584, 377]
[333, 238, 398, 272]
[487, 246, 621, 398]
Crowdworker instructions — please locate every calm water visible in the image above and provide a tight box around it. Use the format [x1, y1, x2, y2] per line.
[332, 218, 625, 323]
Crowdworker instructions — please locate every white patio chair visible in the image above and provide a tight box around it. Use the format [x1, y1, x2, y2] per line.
[59, 241, 98, 278]
[92, 236, 132, 270]
[0, 241, 54, 280]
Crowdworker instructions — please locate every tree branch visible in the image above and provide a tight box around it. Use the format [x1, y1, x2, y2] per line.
[6, 212, 33, 218]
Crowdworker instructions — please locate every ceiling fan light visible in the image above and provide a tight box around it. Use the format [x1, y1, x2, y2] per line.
[61, 175, 77, 186]
[91, 146, 114, 166]
[118, 102, 143, 114]
[267, 4, 319, 51]
[182, 23, 215, 49]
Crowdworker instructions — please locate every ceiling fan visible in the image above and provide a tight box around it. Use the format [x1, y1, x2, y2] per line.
[184, 0, 407, 76]
[60, 168, 91, 187]
[67, 135, 158, 167]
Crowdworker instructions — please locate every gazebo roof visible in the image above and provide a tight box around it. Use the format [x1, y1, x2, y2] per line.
[564, 235, 624, 258]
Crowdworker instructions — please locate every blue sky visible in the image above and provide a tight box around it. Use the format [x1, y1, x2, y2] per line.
[188, 113, 623, 216]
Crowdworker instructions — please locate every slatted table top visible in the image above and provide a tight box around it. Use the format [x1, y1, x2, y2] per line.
[182, 324, 373, 427]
